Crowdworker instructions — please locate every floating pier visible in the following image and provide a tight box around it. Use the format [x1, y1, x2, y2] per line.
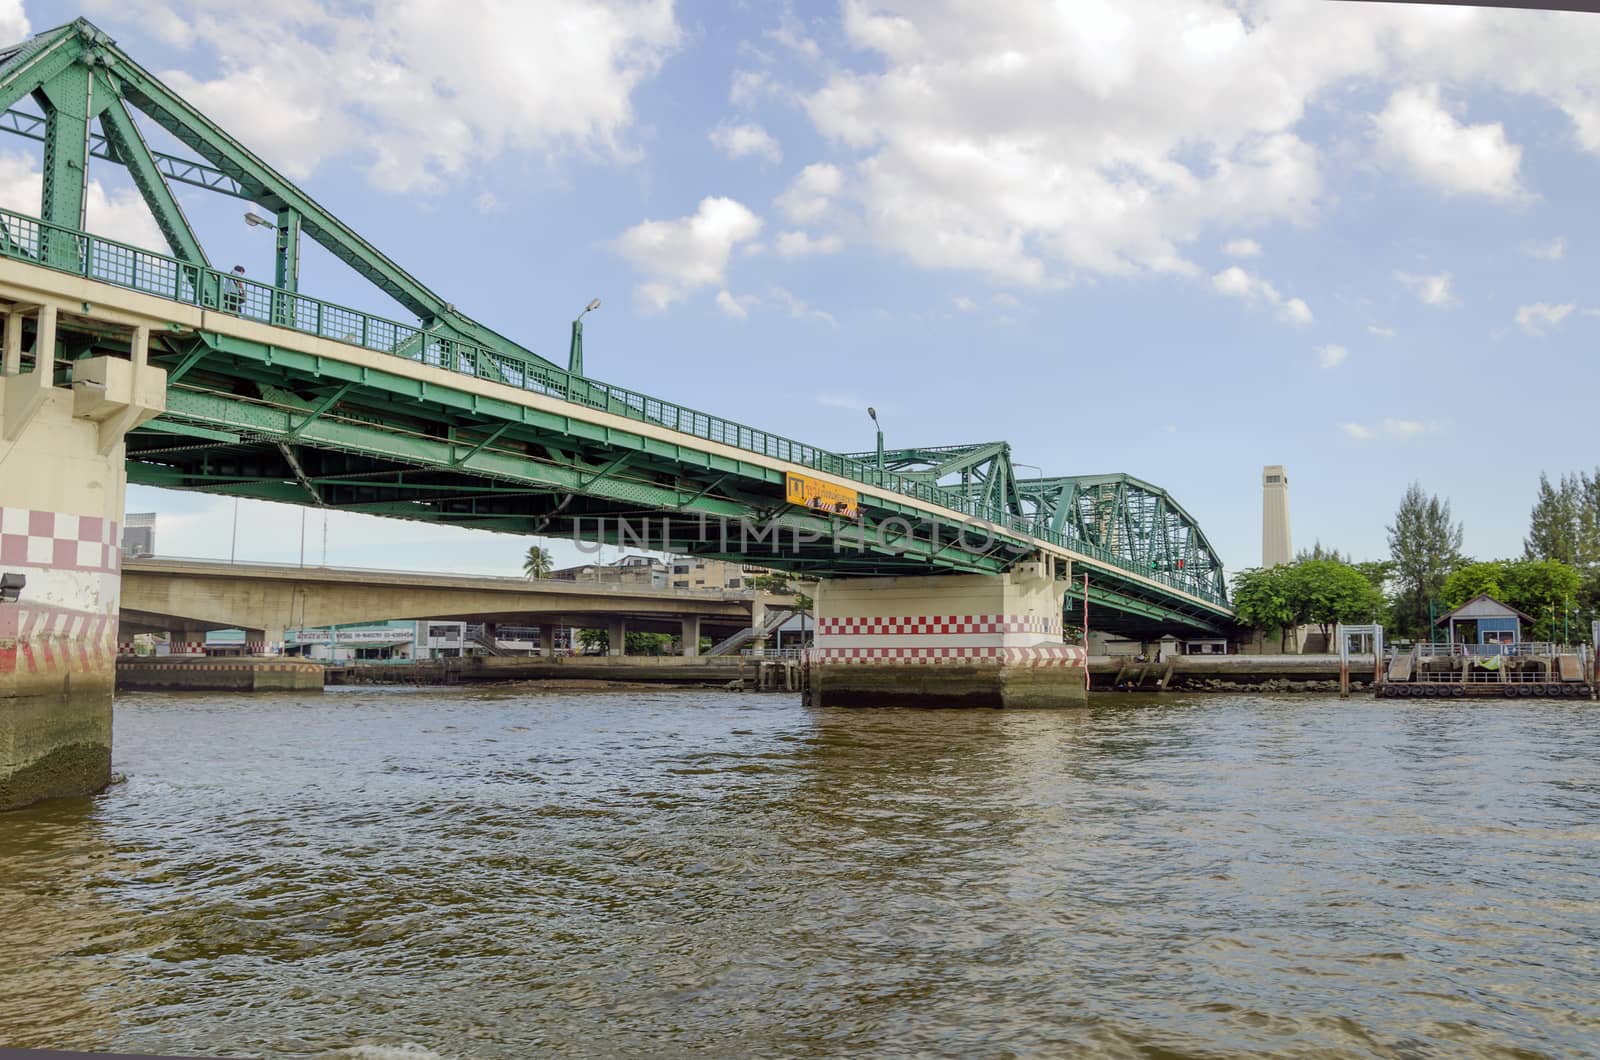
[1374, 643, 1594, 699]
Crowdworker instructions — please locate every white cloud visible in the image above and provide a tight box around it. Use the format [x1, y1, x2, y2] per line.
[1521, 236, 1566, 260]
[774, 230, 843, 258]
[767, 285, 836, 326]
[614, 197, 764, 311]
[952, 295, 977, 312]
[0, 0, 28, 44]
[1374, 84, 1523, 200]
[0, 152, 163, 251]
[1367, 324, 1396, 337]
[1395, 270, 1459, 307]
[992, 292, 1021, 308]
[1223, 238, 1262, 258]
[1210, 266, 1313, 325]
[775, 163, 844, 224]
[1384, 418, 1436, 437]
[794, 2, 1600, 287]
[730, 69, 777, 108]
[710, 122, 782, 163]
[765, 11, 822, 62]
[98, 0, 681, 192]
[1343, 418, 1440, 441]
[1316, 344, 1348, 369]
[1515, 301, 1574, 335]
[712, 285, 835, 325]
[1212, 266, 1254, 298]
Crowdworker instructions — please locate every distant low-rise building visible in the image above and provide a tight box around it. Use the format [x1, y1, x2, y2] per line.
[549, 553, 667, 587]
[668, 556, 772, 591]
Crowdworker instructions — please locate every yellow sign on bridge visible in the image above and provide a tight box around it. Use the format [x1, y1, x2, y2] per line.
[786, 471, 860, 520]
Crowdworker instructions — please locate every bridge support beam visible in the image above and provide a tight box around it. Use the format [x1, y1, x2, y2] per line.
[681, 616, 701, 657]
[808, 560, 1086, 709]
[0, 311, 165, 809]
[607, 617, 626, 657]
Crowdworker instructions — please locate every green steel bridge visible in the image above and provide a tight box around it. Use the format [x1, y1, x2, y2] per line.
[0, 18, 1233, 636]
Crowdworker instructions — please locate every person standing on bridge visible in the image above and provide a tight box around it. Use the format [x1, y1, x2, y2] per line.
[225, 265, 246, 313]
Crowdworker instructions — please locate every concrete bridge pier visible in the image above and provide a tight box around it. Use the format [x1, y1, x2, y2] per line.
[681, 616, 701, 657]
[170, 625, 213, 654]
[607, 617, 627, 656]
[239, 626, 285, 655]
[1, 308, 165, 809]
[808, 559, 1086, 709]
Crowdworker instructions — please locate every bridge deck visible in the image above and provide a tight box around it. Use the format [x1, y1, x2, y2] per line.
[0, 215, 1231, 634]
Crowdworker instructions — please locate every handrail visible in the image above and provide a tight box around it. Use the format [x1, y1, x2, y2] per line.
[0, 205, 1230, 607]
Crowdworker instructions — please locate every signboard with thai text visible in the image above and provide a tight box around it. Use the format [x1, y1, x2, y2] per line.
[785, 471, 860, 520]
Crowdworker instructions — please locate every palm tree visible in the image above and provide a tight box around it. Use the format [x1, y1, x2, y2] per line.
[523, 544, 553, 580]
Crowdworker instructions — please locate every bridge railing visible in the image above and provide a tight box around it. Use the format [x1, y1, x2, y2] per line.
[0, 206, 1228, 608]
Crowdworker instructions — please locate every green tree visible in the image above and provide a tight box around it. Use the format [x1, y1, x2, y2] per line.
[576, 628, 608, 653]
[1387, 482, 1464, 638]
[1286, 559, 1386, 648]
[626, 631, 673, 655]
[1230, 566, 1296, 651]
[1351, 559, 1394, 593]
[522, 544, 554, 579]
[1525, 469, 1600, 567]
[1294, 541, 1349, 564]
[1502, 559, 1583, 642]
[1441, 561, 1507, 608]
[1442, 558, 1583, 642]
[1525, 473, 1578, 564]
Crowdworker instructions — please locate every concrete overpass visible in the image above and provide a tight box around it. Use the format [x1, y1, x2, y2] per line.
[120, 556, 783, 655]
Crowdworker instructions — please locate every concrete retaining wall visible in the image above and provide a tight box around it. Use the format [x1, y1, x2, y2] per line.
[116, 658, 325, 693]
[328, 655, 749, 686]
[1090, 654, 1380, 693]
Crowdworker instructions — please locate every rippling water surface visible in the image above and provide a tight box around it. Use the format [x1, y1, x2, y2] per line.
[2, 688, 1598, 1058]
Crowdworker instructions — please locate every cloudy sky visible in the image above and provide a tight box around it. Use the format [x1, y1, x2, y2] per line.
[3, 0, 1596, 577]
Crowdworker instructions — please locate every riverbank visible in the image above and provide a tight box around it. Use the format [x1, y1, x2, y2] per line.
[1089, 653, 1380, 693]
[118, 652, 1594, 698]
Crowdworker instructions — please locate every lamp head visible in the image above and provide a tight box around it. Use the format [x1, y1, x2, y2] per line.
[0, 571, 24, 603]
[585, 298, 602, 313]
[243, 211, 272, 228]
[867, 406, 878, 423]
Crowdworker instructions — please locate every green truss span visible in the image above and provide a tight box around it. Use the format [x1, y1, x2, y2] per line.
[0, 18, 1232, 635]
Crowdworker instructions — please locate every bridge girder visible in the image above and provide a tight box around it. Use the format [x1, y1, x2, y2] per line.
[0, 17, 1233, 634]
[0, 18, 557, 368]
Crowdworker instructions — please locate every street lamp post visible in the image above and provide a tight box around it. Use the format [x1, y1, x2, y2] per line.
[867, 407, 884, 474]
[1014, 461, 1042, 531]
[570, 298, 601, 376]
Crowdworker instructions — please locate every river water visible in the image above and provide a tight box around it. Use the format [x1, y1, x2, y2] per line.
[1, 689, 1597, 1058]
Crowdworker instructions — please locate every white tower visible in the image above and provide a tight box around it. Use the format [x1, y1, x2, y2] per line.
[1262, 465, 1291, 568]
